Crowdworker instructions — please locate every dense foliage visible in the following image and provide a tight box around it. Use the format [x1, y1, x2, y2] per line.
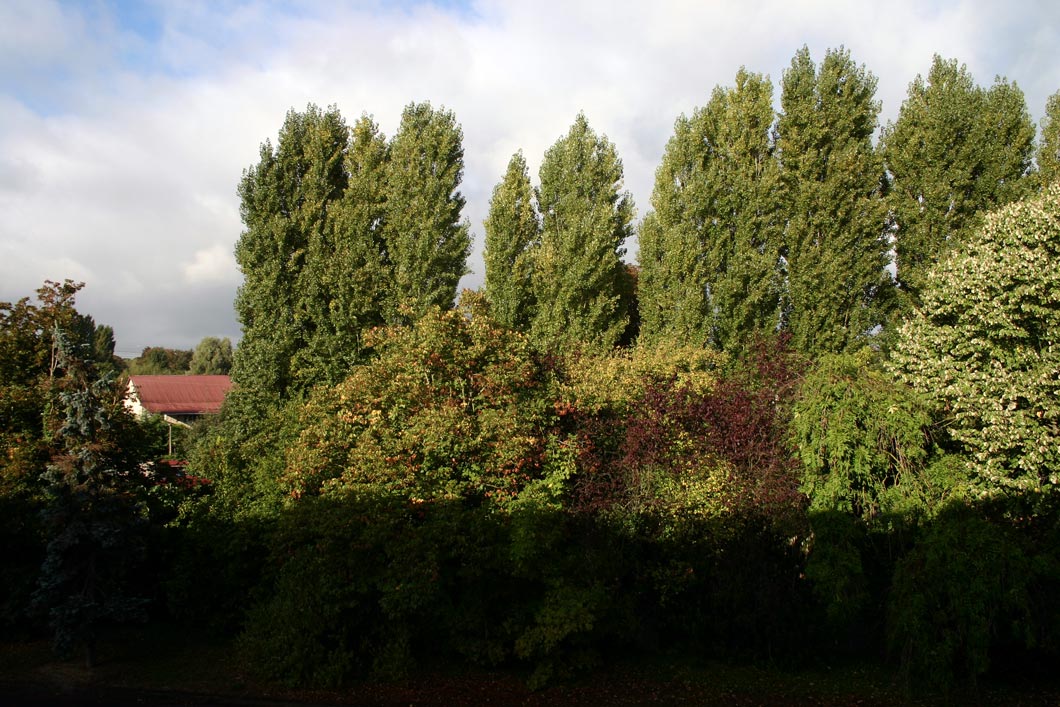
[126, 346, 193, 374]
[793, 349, 934, 518]
[383, 102, 471, 322]
[232, 102, 469, 402]
[0, 282, 162, 665]
[1040, 90, 1060, 187]
[776, 46, 891, 355]
[882, 55, 1035, 302]
[639, 68, 782, 351]
[891, 183, 1060, 498]
[4, 47, 1060, 698]
[529, 113, 635, 354]
[484, 151, 540, 332]
[189, 337, 233, 375]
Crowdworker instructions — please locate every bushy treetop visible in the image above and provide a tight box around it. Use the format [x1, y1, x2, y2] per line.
[891, 183, 1060, 497]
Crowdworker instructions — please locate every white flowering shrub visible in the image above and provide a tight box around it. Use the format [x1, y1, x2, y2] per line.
[891, 183, 1060, 496]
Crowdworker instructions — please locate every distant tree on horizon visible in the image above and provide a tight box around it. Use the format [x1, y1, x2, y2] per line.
[126, 346, 192, 375]
[189, 336, 233, 375]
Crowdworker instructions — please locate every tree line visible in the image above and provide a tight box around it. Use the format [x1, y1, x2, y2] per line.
[3, 44, 1060, 693]
[124, 338, 233, 376]
[230, 48, 1058, 412]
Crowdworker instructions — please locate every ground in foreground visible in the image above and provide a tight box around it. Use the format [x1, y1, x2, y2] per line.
[1, 625, 1057, 706]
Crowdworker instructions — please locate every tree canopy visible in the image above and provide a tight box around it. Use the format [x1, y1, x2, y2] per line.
[232, 102, 471, 402]
[232, 104, 351, 402]
[639, 68, 782, 351]
[484, 150, 540, 332]
[1038, 90, 1060, 187]
[190, 337, 234, 375]
[776, 46, 891, 356]
[891, 182, 1060, 497]
[383, 102, 471, 322]
[529, 113, 634, 354]
[882, 55, 1035, 300]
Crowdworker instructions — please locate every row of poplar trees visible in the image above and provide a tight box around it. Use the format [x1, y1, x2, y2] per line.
[233, 102, 470, 402]
[233, 47, 1060, 405]
[489, 48, 1057, 354]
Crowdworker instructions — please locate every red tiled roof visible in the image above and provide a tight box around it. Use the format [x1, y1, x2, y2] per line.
[128, 375, 232, 415]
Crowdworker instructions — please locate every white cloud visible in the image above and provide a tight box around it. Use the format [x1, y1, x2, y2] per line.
[1, 0, 1058, 351]
[184, 244, 240, 285]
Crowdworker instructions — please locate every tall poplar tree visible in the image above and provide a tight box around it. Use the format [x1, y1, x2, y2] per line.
[383, 102, 471, 322]
[777, 46, 890, 356]
[637, 113, 711, 347]
[881, 56, 1035, 299]
[1038, 90, 1060, 186]
[232, 105, 350, 402]
[530, 113, 634, 354]
[484, 151, 540, 331]
[295, 115, 390, 387]
[639, 69, 782, 351]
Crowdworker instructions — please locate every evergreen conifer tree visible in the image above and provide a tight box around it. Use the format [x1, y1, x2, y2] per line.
[35, 322, 150, 667]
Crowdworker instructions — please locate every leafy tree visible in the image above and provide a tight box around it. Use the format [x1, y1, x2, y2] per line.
[282, 292, 552, 504]
[882, 56, 1035, 300]
[126, 347, 193, 375]
[0, 281, 154, 664]
[639, 68, 782, 351]
[637, 123, 711, 348]
[792, 349, 932, 518]
[890, 183, 1060, 498]
[0, 281, 90, 628]
[232, 104, 350, 402]
[1038, 90, 1060, 186]
[294, 115, 391, 387]
[888, 504, 1037, 690]
[383, 102, 471, 322]
[90, 324, 122, 375]
[530, 113, 634, 354]
[1, 282, 126, 498]
[189, 336, 233, 375]
[484, 150, 540, 331]
[776, 46, 891, 356]
[579, 335, 804, 517]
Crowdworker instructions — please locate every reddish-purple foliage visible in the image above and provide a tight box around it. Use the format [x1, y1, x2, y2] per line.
[572, 335, 806, 518]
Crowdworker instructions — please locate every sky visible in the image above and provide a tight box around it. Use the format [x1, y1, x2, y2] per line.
[1, 0, 1058, 356]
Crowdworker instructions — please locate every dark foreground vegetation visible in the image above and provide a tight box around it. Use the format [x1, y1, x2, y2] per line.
[3, 46, 1060, 704]
[3, 625, 1060, 706]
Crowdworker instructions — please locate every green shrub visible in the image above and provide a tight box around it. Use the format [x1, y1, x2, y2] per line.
[888, 503, 1035, 690]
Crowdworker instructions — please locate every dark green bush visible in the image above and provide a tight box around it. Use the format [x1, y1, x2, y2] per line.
[888, 503, 1036, 690]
